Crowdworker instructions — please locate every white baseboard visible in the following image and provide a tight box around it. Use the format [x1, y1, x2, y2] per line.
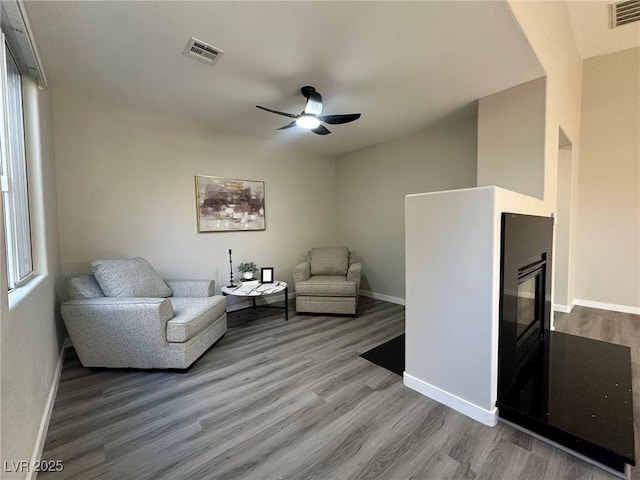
[27, 338, 71, 480]
[359, 290, 405, 306]
[574, 299, 640, 315]
[226, 289, 405, 312]
[554, 303, 574, 313]
[403, 372, 498, 427]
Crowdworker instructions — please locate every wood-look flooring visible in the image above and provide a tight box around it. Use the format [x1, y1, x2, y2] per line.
[39, 298, 640, 480]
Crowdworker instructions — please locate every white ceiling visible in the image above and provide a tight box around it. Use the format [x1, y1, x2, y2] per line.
[24, 1, 546, 156]
[567, 0, 640, 59]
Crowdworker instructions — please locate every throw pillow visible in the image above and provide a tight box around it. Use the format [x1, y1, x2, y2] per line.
[310, 246, 349, 276]
[67, 274, 105, 300]
[92, 257, 173, 298]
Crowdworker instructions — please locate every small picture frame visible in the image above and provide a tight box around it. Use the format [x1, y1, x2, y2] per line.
[260, 267, 274, 284]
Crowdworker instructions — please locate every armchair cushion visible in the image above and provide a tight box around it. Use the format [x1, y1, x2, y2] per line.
[92, 257, 172, 298]
[310, 247, 349, 276]
[67, 274, 105, 300]
[295, 276, 357, 297]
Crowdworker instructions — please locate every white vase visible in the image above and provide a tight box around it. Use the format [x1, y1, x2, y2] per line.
[242, 271, 254, 280]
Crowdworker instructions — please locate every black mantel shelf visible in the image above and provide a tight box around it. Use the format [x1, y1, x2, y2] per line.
[498, 330, 635, 475]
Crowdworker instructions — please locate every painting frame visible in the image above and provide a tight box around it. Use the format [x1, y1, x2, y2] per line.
[195, 175, 266, 233]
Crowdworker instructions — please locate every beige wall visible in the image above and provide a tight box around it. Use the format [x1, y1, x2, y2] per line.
[402, 0, 584, 426]
[507, 0, 583, 316]
[574, 48, 640, 311]
[0, 80, 62, 478]
[52, 87, 338, 306]
[554, 144, 575, 309]
[477, 77, 546, 199]
[507, 1, 583, 210]
[335, 116, 478, 301]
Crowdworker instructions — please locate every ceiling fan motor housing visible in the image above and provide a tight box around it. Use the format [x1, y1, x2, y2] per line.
[301, 86, 322, 115]
[301, 86, 316, 98]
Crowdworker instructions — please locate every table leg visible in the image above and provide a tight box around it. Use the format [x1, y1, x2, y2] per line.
[285, 287, 289, 321]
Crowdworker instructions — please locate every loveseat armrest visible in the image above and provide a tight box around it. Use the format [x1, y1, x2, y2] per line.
[62, 296, 173, 308]
[61, 298, 175, 367]
[292, 262, 311, 283]
[166, 280, 215, 297]
[61, 297, 174, 332]
[347, 262, 362, 287]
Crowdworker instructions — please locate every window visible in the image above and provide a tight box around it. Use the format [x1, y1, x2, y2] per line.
[1, 39, 33, 289]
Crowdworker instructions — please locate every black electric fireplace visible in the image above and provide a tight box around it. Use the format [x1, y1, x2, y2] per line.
[498, 213, 552, 397]
[497, 213, 635, 476]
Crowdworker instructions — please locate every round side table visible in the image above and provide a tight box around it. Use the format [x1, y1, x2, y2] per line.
[221, 281, 288, 321]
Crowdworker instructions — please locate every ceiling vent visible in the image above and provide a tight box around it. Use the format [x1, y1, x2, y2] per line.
[610, 0, 640, 27]
[183, 37, 224, 65]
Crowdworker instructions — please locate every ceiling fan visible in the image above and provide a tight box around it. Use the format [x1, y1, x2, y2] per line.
[256, 86, 361, 135]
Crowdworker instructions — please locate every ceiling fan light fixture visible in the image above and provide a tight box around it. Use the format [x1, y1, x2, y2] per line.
[296, 114, 320, 129]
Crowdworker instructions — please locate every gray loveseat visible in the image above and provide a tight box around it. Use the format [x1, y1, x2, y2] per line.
[61, 257, 227, 370]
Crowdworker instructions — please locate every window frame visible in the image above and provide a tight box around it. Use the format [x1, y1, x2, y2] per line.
[0, 34, 34, 290]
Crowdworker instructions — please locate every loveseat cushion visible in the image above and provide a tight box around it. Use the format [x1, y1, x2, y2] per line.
[310, 247, 349, 276]
[67, 274, 105, 300]
[166, 296, 227, 343]
[295, 276, 357, 297]
[92, 257, 173, 298]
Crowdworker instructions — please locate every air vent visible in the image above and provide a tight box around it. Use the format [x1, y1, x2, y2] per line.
[610, 0, 640, 27]
[183, 37, 224, 65]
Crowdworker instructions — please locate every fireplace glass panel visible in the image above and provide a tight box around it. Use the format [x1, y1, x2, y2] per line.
[517, 276, 537, 338]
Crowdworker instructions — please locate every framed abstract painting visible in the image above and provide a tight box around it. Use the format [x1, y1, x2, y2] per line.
[195, 175, 265, 232]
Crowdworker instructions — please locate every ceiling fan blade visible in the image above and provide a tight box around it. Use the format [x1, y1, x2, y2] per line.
[276, 121, 297, 130]
[312, 124, 331, 135]
[317, 113, 361, 125]
[256, 105, 298, 119]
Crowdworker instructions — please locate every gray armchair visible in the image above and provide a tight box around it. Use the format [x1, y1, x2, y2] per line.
[61, 257, 227, 370]
[292, 246, 362, 315]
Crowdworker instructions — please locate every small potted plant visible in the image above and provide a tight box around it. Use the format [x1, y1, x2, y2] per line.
[238, 262, 257, 280]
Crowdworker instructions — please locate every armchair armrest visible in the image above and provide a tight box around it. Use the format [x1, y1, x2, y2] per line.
[292, 262, 311, 283]
[347, 262, 362, 287]
[166, 280, 215, 297]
